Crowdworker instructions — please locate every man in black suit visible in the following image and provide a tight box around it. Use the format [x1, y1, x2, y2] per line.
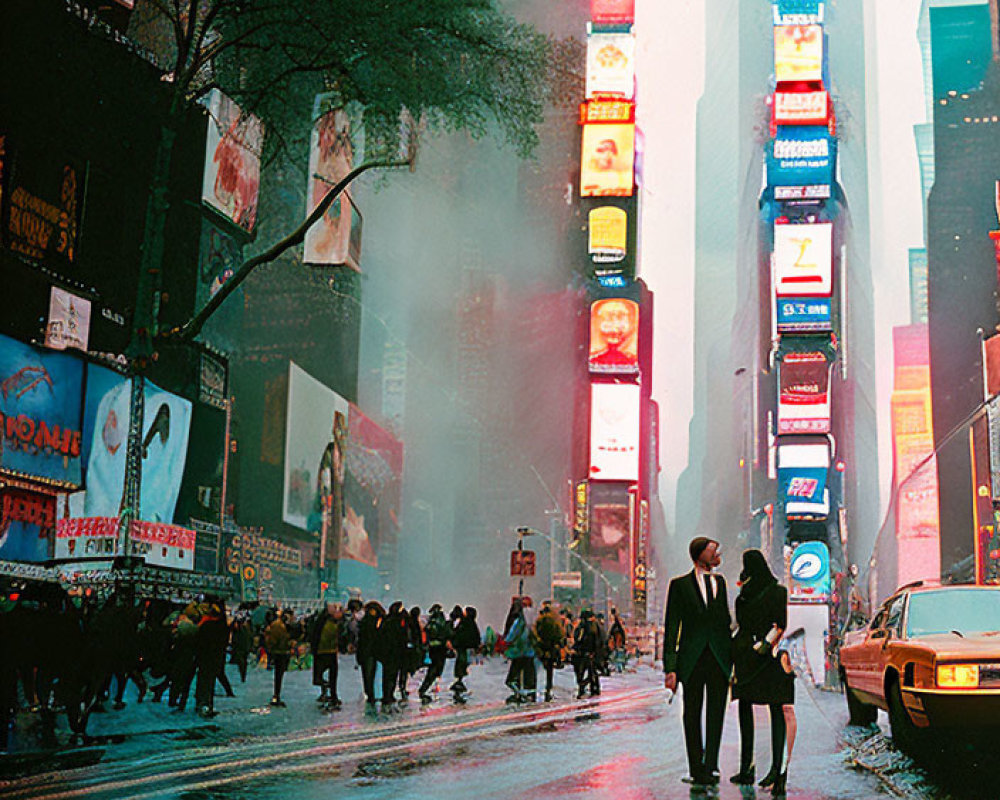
[663, 537, 733, 786]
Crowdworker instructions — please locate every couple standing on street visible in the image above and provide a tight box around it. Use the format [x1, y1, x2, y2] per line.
[662, 537, 797, 794]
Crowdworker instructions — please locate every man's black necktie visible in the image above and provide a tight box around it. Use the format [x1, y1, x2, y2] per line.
[703, 574, 713, 604]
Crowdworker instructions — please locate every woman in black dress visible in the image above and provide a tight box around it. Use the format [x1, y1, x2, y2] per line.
[729, 549, 796, 794]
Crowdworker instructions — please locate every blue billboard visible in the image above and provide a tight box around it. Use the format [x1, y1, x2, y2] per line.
[772, 0, 824, 24]
[766, 126, 836, 196]
[776, 297, 832, 333]
[789, 541, 831, 603]
[0, 333, 84, 486]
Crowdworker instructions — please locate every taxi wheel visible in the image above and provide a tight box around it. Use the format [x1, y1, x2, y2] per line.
[844, 679, 877, 726]
[887, 679, 922, 756]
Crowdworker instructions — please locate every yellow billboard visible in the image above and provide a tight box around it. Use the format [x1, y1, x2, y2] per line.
[774, 25, 823, 83]
[588, 207, 627, 262]
[580, 123, 635, 198]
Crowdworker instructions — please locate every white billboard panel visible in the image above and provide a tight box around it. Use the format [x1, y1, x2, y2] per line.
[589, 383, 640, 481]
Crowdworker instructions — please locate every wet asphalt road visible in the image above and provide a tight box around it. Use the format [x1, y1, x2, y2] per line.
[0, 658, 902, 800]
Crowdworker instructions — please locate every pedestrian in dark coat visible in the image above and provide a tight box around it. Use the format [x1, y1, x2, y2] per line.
[194, 602, 229, 717]
[230, 614, 253, 683]
[418, 604, 450, 704]
[376, 602, 409, 709]
[399, 606, 424, 697]
[662, 537, 733, 786]
[730, 549, 796, 793]
[356, 601, 385, 707]
[450, 606, 481, 700]
[310, 603, 346, 709]
[573, 610, 602, 698]
[533, 604, 565, 702]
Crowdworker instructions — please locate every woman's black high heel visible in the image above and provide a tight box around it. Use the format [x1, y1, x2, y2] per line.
[770, 772, 787, 795]
[729, 767, 755, 785]
[758, 768, 779, 788]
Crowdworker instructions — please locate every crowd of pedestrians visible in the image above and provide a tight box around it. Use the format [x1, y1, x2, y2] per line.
[0, 585, 638, 751]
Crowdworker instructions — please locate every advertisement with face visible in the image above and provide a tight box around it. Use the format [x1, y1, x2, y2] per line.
[773, 221, 832, 297]
[81, 367, 192, 524]
[303, 99, 359, 268]
[586, 31, 636, 99]
[589, 298, 639, 373]
[778, 352, 832, 434]
[774, 25, 823, 83]
[589, 383, 640, 481]
[202, 89, 262, 233]
[590, 503, 631, 575]
[283, 362, 349, 532]
[0, 333, 84, 486]
[581, 123, 635, 198]
[591, 0, 634, 23]
[46, 287, 91, 352]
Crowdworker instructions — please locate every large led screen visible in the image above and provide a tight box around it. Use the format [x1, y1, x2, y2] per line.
[777, 440, 830, 521]
[202, 89, 262, 232]
[773, 221, 832, 297]
[590, 503, 631, 575]
[774, 24, 823, 83]
[0, 333, 84, 486]
[589, 383, 640, 481]
[777, 352, 832, 434]
[283, 362, 350, 533]
[589, 298, 639, 374]
[776, 296, 832, 333]
[586, 31, 635, 99]
[82, 366, 192, 524]
[789, 541, 830, 603]
[343, 403, 403, 569]
[303, 98, 360, 269]
[766, 126, 836, 196]
[581, 123, 635, 198]
[773, 90, 829, 126]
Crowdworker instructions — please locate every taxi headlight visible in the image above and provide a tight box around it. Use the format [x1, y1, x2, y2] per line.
[936, 664, 980, 689]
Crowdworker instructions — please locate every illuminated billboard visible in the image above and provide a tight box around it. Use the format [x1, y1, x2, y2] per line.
[202, 90, 262, 232]
[303, 99, 361, 270]
[589, 207, 628, 263]
[776, 296, 832, 333]
[774, 25, 823, 84]
[589, 383, 640, 481]
[788, 541, 830, 603]
[777, 352, 832, 434]
[766, 126, 836, 196]
[581, 123, 635, 197]
[773, 90, 829, 126]
[586, 30, 636, 99]
[777, 439, 830, 521]
[82, 366, 192, 525]
[590, 503, 631, 575]
[773, 221, 833, 297]
[591, 0, 634, 23]
[589, 298, 639, 374]
[773, 0, 824, 26]
[283, 361, 349, 533]
[45, 287, 91, 353]
[0, 333, 84, 487]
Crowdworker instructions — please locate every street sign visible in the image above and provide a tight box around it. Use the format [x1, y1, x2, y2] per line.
[510, 550, 537, 577]
[552, 571, 583, 589]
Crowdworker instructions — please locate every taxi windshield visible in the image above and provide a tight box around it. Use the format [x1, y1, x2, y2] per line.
[907, 589, 1000, 637]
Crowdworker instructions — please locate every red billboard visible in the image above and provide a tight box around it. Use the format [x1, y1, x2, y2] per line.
[589, 298, 639, 373]
[591, 0, 634, 24]
[773, 90, 829, 126]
